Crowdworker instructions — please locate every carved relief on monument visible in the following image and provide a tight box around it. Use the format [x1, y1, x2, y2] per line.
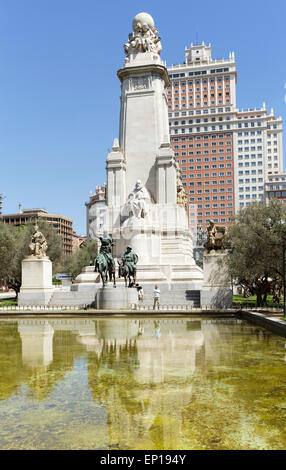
[124, 12, 162, 58]
[128, 76, 149, 91]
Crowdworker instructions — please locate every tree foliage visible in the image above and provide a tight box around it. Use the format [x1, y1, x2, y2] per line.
[60, 240, 98, 278]
[0, 219, 63, 294]
[226, 200, 286, 306]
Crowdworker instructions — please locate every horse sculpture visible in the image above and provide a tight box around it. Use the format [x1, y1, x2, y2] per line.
[95, 252, 116, 288]
[118, 259, 136, 287]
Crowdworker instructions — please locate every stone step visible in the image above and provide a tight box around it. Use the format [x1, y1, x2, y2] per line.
[49, 291, 96, 306]
[47, 285, 201, 307]
[136, 289, 200, 307]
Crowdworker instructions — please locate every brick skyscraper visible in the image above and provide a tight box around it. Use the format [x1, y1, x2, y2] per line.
[167, 43, 237, 243]
[167, 42, 283, 249]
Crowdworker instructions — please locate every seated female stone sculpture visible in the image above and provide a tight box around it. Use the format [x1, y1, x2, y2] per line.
[122, 180, 151, 219]
[29, 225, 48, 258]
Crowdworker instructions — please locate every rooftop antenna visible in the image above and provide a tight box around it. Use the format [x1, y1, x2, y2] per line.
[196, 32, 199, 45]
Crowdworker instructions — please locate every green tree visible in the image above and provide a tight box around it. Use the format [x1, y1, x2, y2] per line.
[61, 239, 98, 279]
[0, 219, 63, 295]
[226, 200, 286, 307]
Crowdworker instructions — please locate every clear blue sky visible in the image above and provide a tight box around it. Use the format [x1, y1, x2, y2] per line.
[1, 0, 285, 234]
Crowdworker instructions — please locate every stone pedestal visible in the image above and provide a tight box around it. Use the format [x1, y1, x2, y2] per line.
[74, 265, 100, 284]
[201, 251, 232, 308]
[96, 286, 138, 310]
[18, 257, 54, 306]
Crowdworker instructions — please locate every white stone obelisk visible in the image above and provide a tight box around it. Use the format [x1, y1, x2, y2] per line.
[84, 12, 203, 308]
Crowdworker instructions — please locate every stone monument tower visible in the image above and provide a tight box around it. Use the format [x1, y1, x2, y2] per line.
[100, 13, 203, 295]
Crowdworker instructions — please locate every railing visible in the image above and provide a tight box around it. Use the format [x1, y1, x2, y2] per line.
[0, 304, 265, 312]
[132, 302, 194, 311]
[0, 305, 89, 311]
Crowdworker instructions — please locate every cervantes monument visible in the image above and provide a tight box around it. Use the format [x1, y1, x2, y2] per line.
[93, 12, 203, 300]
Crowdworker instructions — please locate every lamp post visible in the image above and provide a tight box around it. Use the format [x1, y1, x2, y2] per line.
[283, 240, 286, 317]
[277, 219, 286, 317]
[268, 217, 286, 316]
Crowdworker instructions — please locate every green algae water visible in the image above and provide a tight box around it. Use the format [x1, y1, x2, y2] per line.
[0, 316, 286, 450]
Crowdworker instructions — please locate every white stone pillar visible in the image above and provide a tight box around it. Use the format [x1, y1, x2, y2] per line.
[201, 251, 232, 308]
[117, 56, 170, 199]
[18, 257, 54, 306]
[156, 143, 177, 204]
[106, 141, 126, 208]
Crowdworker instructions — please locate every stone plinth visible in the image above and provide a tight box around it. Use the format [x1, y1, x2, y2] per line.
[18, 257, 54, 306]
[201, 251, 232, 308]
[74, 265, 100, 284]
[96, 286, 138, 310]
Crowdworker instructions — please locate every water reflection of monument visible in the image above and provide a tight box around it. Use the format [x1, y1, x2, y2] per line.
[5, 317, 251, 448]
[86, 319, 205, 449]
[18, 321, 54, 367]
[16, 318, 206, 373]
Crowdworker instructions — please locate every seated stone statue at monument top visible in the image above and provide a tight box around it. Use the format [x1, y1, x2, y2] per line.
[124, 12, 162, 57]
[204, 220, 228, 253]
[122, 180, 151, 219]
[29, 224, 48, 258]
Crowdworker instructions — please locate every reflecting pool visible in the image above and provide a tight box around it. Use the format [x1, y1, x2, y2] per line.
[0, 316, 286, 450]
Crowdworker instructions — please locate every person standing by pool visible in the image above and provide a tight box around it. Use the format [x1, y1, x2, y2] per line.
[136, 283, 144, 303]
[153, 285, 160, 310]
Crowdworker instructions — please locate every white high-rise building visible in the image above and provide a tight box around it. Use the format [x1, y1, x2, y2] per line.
[167, 43, 237, 234]
[233, 105, 283, 211]
[87, 43, 284, 239]
[167, 43, 284, 221]
[266, 110, 283, 175]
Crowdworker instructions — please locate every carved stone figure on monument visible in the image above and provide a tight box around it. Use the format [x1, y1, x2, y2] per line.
[204, 220, 228, 253]
[122, 180, 151, 219]
[177, 181, 188, 210]
[29, 225, 48, 258]
[175, 161, 187, 210]
[124, 12, 162, 57]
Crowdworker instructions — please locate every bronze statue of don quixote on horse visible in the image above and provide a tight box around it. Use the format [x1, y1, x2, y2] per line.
[94, 236, 116, 287]
[94, 236, 138, 288]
